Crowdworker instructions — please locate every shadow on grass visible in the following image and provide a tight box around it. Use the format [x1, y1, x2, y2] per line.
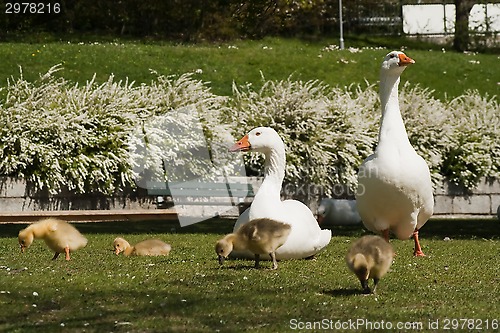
[328, 218, 499, 240]
[217, 263, 281, 271]
[322, 288, 362, 297]
[0, 216, 236, 238]
[1, 216, 498, 240]
[419, 218, 499, 240]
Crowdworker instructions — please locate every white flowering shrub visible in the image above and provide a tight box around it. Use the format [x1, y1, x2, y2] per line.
[0, 67, 230, 195]
[0, 66, 497, 197]
[228, 77, 499, 195]
[227, 76, 379, 197]
[324, 84, 379, 192]
[126, 72, 233, 185]
[400, 83, 454, 185]
[0, 65, 137, 195]
[227, 77, 335, 193]
[401, 85, 500, 189]
[442, 90, 500, 188]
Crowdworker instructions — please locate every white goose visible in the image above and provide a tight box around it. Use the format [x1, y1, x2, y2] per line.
[229, 127, 331, 259]
[356, 51, 434, 256]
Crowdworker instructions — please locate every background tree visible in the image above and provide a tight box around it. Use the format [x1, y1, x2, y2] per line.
[453, 0, 476, 51]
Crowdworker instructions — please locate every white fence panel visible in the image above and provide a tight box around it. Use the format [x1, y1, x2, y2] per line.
[403, 3, 500, 35]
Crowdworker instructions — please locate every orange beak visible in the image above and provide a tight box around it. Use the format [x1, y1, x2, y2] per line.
[114, 248, 121, 255]
[229, 134, 251, 152]
[398, 53, 415, 66]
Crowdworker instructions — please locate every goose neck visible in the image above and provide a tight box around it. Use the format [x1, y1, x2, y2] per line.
[263, 148, 285, 184]
[378, 74, 410, 148]
[251, 142, 286, 212]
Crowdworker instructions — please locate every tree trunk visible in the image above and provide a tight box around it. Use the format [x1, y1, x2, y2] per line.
[453, 0, 475, 52]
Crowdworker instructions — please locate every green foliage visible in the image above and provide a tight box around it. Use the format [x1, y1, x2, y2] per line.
[0, 41, 498, 102]
[0, 0, 397, 41]
[0, 61, 498, 196]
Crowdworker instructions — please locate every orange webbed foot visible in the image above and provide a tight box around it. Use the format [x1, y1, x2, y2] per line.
[413, 249, 426, 257]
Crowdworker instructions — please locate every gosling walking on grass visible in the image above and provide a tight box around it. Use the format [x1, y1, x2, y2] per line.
[216, 218, 291, 269]
[346, 235, 394, 294]
[18, 218, 88, 261]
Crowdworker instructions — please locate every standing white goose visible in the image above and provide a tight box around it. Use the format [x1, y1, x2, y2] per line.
[356, 51, 434, 256]
[229, 127, 331, 259]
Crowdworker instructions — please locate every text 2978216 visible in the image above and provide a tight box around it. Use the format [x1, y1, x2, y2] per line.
[5, 2, 60, 14]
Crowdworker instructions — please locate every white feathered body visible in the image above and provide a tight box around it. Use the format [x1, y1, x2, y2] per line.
[356, 51, 433, 240]
[357, 145, 433, 239]
[235, 197, 331, 259]
[231, 127, 331, 260]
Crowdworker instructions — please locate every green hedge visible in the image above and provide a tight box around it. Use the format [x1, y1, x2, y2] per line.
[0, 67, 498, 197]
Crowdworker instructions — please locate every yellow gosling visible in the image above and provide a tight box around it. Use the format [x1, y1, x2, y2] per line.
[18, 218, 88, 261]
[215, 218, 291, 269]
[113, 237, 171, 256]
[346, 235, 394, 294]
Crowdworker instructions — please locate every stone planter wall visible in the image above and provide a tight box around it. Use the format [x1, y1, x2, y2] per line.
[433, 178, 500, 216]
[0, 177, 156, 212]
[0, 177, 498, 219]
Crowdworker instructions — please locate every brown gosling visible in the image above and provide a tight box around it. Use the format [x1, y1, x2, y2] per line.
[345, 235, 394, 294]
[215, 218, 291, 269]
[18, 218, 88, 261]
[113, 237, 171, 256]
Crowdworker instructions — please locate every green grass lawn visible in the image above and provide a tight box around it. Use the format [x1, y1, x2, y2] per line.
[0, 218, 498, 332]
[0, 37, 498, 332]
[0, 38, 498, 101]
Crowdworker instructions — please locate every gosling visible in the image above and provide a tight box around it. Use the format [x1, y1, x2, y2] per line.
[345, 235, 394, 294]
[113, 237, 171, 256]
[18, 218, 88, 261]
[215, 218, 291, 270]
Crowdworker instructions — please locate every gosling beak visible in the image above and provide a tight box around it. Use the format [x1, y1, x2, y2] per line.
[218, 255, 225, 265]
[398, 53, 415, 66]
[229, 134, 251, 152]
[114, 248, 120, 255]
[20, 245, 26, 253]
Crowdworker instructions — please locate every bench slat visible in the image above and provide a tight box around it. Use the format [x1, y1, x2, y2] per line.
[145, 181, 255, 198]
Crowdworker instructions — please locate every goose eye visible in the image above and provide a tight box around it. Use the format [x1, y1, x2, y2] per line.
[390, 53, 396, 58]
[255, 132, 261, 136]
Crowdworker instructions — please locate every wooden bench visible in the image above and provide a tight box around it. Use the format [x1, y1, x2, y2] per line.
[146, 181, 255, 214]
[0, 209, 179, 223]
